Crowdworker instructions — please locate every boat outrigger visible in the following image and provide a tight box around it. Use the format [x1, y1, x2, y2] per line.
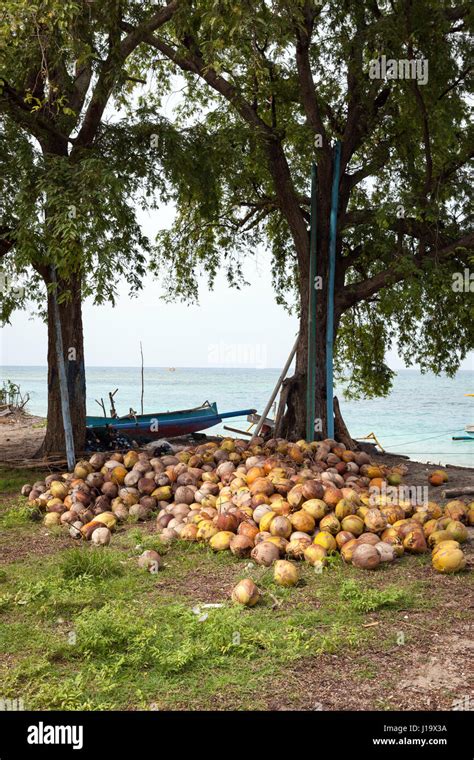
[451, 394, 474, 441]
[86, 401, 256, 441]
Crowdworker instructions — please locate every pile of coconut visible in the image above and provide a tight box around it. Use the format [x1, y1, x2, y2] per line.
[20, 438, 472, 591]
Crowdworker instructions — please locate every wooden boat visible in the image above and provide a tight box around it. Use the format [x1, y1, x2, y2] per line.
[452, 426, 474, 441]
[86, 401, 256, 441]
[452, 394, 474, 440]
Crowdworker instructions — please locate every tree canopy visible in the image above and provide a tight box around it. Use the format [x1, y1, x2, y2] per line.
[1, 0, 473, 447]
[125, 0, 474, 409]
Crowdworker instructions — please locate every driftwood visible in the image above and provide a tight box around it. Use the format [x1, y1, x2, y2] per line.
[441, 486, 474, 499]
[6, 459, 69, 470]
[273, 378, 291, 438]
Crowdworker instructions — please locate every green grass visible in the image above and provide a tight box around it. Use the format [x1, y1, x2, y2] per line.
[0, 467, 46, 495]
[0, 532, 438, 711]
[0, 500, 41, 528]
[60, 548, 126, 580]
[0, 466, 471, 711]
[339, 579, 412, 613]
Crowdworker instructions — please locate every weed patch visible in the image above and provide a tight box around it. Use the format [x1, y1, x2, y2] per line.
[339, 579, 411, 613]
[60, 548, 125, 581]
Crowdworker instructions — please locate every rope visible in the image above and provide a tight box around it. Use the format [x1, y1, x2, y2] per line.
[360, 427, 464, 439]
[380, 431, 463, 448]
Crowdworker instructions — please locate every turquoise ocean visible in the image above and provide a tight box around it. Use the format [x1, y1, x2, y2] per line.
[1, 366, 474, 468]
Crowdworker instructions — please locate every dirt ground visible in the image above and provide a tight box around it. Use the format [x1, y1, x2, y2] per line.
[0, 412, 45, 462]
[0, 459, 473, 711]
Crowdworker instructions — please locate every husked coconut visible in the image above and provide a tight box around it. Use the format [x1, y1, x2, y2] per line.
[274, 560, 299, 587]
[232, 579, 260, 606]
[352, 544, 381, 570]
[91, 527, 111, 546]
[251, 541, 280, 567]
[138, 549, 162, 573]
[230, 535, 254, 558]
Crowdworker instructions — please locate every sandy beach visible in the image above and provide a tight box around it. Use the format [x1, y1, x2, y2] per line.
[0, 411, 46, 462]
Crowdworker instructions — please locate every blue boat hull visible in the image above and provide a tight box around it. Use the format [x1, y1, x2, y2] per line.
[86, 403, 256, 441]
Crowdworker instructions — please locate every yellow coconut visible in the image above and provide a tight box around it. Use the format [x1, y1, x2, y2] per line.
[196, 521, 219, 541]
[44, 512, 61, 527]
[445, 520, 468, 543]
[289, 510, 315, 534]
[209, 531, 234, 551]
[403, 530, 427, 554]
[335, 498, 356, 521]
[232, 579, 260, 606]
[341, 514, 364, 536]
[50, 481, 68, 500]
[340, 538, 359, 563]
[387, 472, 402, 486]
[427, 529, 452, 548]
[432, 547, 466, 574]
[265, 533, 287, 552]
[444, 501, 467, 523]
[313, 531, 337, 553]
[152, 485, 173, 501]
[319, 513, 340, 535]
[110, 466, 127, 485]
[423, 518, 442, 538]
[273, 560, 299, 587]
[302, 499, 327, 521]
[123, 451, 139, 469]
[94, 511, 117, 530]
[432, 539, 460, 555]
[46, 497, 65, 511]
[180, 524, 199, 541]
[74, 461, 92, 479]
[304, 544, 328, 567]
[259, 510, 277, 534]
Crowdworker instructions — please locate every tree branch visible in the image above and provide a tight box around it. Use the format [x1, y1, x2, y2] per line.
[343, 209, 451, 248]
[339, 232, 474, 309]
[131, 26, 309, 259]
[74, 0, 181, 150]
[0, 81, 69, 149]
[294, 1, 331, 158]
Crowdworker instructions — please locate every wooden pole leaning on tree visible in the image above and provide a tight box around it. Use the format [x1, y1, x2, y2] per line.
[306, 162, 318, 442]
[140, 341, 145, 415]
[326, 141, 342, 440]
[250, 334, 299, 443]
[49, 266, 76, 472]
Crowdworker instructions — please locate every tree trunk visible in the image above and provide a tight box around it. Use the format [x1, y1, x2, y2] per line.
[37, 271, 86, 457]
[279, 282, 331, 441]
[277, 196, 355, 446]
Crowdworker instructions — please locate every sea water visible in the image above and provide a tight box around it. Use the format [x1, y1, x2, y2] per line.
[1, 366, 473, 468]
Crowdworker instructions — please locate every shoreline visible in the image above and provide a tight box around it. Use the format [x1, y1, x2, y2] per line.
[1, 415, 473, 498]
[2, 367, 473, 469]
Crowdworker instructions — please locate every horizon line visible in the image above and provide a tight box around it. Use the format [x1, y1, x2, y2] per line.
[1, 364, 473, 371]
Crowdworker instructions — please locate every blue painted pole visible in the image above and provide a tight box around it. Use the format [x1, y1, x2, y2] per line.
[306, 162, 318, 442]
[326, 141, 342, 440]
